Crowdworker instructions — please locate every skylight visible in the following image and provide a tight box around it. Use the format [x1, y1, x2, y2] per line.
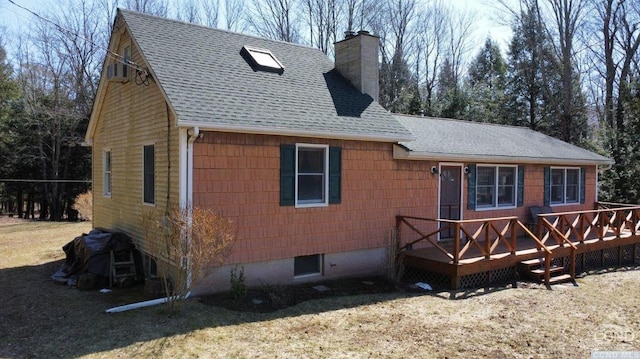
[241, 46, 285, 74]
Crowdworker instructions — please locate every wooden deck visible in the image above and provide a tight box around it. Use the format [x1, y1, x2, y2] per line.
[397, 203, 640, 289]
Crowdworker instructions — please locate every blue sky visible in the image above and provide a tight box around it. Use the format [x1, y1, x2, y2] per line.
[0, 0, 512, 55]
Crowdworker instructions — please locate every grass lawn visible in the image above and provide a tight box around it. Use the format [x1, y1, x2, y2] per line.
[1, 221, 639, 358]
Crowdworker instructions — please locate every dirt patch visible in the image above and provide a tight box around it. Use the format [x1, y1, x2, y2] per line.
[199, 276, 399, 313]
[0, 215, 31, 226]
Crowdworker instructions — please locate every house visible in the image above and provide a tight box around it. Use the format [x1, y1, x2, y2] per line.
[86, 9, 618, 293]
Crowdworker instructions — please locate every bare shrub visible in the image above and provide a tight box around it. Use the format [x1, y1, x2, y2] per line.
[73, 191, 92, 221]
[142, 206, 236, 311]
[385, 227, 404, 284]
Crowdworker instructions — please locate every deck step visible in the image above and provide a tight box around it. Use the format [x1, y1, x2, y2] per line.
[530, 266, 564, 276]
[519, 258, 545, 267]
[547, 274, 573, 285]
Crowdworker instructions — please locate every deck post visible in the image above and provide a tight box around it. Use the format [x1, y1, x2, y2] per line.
[569, 248, 576, 280]
[453, 222, 460, 265]
[510, 219, 517, 255]
[395, 216, 402, 247]
[450, 273, 461, 289]
[484, 223, 491, 259]
[544, 252, 551, 286]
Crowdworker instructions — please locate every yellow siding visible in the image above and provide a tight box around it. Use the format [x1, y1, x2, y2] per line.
[92, 27, 180, 254]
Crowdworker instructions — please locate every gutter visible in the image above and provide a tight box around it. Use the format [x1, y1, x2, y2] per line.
[393, 145, 614, 166]
[178, 121, 415, 143]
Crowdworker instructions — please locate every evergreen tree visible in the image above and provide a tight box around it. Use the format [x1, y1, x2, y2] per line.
[503, 3, 558, 134]
[464, 38, 507, 123]
[0, 42, 24, 214]
[435, 57, 467, 119]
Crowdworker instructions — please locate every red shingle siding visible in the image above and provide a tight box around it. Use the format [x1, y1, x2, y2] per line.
[193, 132, 437, 264]
[193, 132, 599, 264]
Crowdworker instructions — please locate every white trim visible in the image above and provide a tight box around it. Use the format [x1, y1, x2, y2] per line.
[474, 164, 518, 210]
[103, 149, 112, 198]
[437, 163, 464, 242]
[179, 121, 415, 143]
[549, 166, 581, 206]
[393, 145, 612, 166]
[293, 254, 323, 278]
[179, 128, 188, 208]
[294, 143, 330, 208]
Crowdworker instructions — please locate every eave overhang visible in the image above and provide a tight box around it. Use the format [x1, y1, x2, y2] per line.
[393, 144, 614, 166]
[179, 121, 416, 143]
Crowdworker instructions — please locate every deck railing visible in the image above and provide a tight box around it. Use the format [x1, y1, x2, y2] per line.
[536, 205, 640, 245]
[395, 215, 552, 264]
[396, 205, 640, 285]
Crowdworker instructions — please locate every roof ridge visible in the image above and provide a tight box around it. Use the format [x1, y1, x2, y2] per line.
[118, 8, 325, 53]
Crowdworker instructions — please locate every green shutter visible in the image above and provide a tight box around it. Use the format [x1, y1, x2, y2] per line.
[580, 167, 586, 204]
[517, 165, 525, 207]
[329, 147, 342, 204]
[543, 167, 550, 206]
[280, 144, 295, 206]
[467, 164, 476, 210]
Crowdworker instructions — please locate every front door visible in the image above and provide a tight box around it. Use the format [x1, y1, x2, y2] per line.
[439, 165, 462, 240]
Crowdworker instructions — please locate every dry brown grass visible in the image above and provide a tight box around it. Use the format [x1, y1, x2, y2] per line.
[1, 221, 640, 358]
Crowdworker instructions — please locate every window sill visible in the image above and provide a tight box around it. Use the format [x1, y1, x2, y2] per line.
[295, 202, 329, 209]
[293, 272, 322, 280]
[551, 202, 579, 207]
[474, 205, 517, 211]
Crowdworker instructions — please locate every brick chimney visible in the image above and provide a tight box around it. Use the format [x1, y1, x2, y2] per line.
[334, 30, 380, 102]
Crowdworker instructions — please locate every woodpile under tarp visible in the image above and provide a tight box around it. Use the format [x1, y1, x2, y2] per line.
[51, 229, 143, 288]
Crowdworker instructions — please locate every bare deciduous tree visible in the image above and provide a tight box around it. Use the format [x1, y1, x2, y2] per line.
[121, 0, 169, 16]
[304, 0, 340, 55]
[247, 0, 300, 42]
[175, 0, 201, 23]
[200, 0, 220, 28]
[415, 0, 447, 115]
[543, 0, 589, 142]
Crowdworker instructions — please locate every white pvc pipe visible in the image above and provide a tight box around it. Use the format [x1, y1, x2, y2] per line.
[105, 292, 191, 313]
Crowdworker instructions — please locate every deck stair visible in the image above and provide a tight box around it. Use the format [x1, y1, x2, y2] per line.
[518, 258, 573, 286]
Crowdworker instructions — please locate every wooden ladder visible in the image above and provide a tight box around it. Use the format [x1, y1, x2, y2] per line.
[518, 257, 573, 287]
[109, 250, 136, 288]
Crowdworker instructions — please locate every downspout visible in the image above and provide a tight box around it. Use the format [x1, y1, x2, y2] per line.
[185, 127, 200, 289]
[105, 127, 200, 314]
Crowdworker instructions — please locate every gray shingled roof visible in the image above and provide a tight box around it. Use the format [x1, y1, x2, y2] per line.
[119, 9, 413, 142]
[396, 115, 612, 165]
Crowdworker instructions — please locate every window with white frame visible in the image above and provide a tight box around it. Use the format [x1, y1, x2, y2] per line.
[143, 144, 155, 205]
[296, 144, 328, 207]
[294, 254, 322, 277]
[103, 150, 112, 197]
[476, 165, 517, 208]
[550, 167, 580, 205]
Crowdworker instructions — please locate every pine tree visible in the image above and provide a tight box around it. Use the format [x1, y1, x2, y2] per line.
[464, 38, 507, 123]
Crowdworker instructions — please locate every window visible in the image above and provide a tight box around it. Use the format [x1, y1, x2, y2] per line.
[280, 144, 341, 207]
[103, 150, 112, 197]
[475, 165, 517, 209]
[294, 254, 322, 277]
[297, 145, 328, 205]
[241, 45, 284, 73]
[142, 253, 157, 277]
[122, 45, 131, 63]
[143, 145, 155, 205]
[550, 168, 580, 205]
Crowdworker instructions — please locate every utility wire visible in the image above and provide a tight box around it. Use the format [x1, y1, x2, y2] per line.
[0, 179, 92, 183]
[5, 0, 149, 75]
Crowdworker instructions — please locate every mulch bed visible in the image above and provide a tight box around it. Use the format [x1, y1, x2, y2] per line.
[199, 276, 399, 313]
